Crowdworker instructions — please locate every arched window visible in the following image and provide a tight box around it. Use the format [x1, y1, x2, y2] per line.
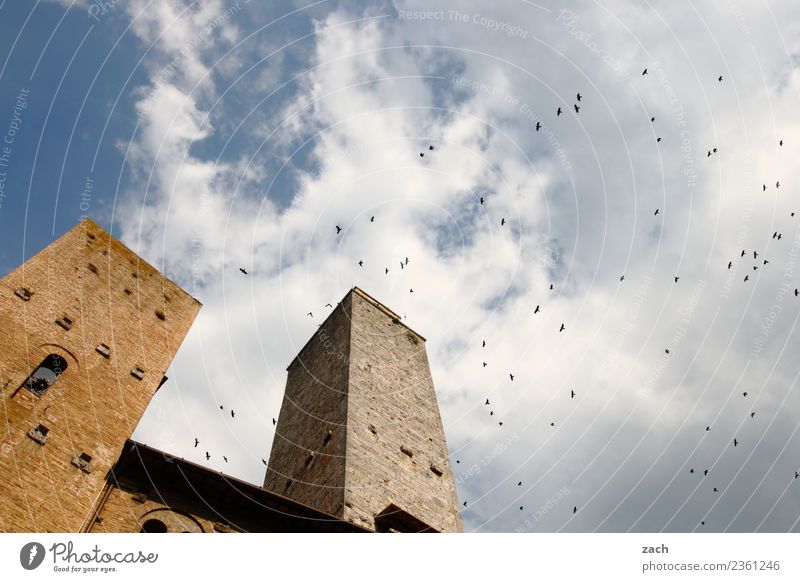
[20, 354, 67, 397]
[139, 519, 167, 533]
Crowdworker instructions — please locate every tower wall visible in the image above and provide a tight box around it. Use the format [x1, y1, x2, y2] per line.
[0, 219, 200, 532]
[263, 294, 351, 517]
[265, 288, 462, 532]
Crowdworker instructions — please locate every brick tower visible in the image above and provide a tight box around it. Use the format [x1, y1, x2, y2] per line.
[0, 219, 201, 532]
[264, 287, 463, 532]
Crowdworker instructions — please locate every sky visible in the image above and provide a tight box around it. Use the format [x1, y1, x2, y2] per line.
[1, 0, 799, 533]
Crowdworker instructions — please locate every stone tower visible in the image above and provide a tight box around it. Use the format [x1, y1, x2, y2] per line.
[265, 287, 462, 532]
[0, 219, 200, 532]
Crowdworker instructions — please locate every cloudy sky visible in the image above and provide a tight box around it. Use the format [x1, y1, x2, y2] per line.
[1, 0, 799, 532]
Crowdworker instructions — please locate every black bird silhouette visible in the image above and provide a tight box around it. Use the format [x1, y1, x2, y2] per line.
[499, 422, 503, 426]
[550, 422, 555, 427]
[642, 68, 648, 75]
[559, 323, 565, 332]
[574, 104, 580, 114]
[674, 276, 679, 283]
[518, 481, 523, 486]
[764, 260, 769, 265]
[713, 148, 717, 153]
[358, 260, 363, 267]
[728, 261, 732, 269]
[534, 305, 540, 314]
[490, 411, 494, 416]
[272, 418, 276, 425]
[741, 249, 746, 257]
[657, 137, 662, 143]
[704, 470, 708, 476]
[463, 501, 468, 507]
[750, 412, 755, 418]
[773, 232, 778, 239]
[307, 312, 313, 317]
[743, 392, 748, 397]
[405, 257, 409, 265]
[429, 145, 434, 151]
[576, 93, 582, 101]
[701, 521, 705, 526]
[509, 373, 515, 381]
[707, 150, 711, 157]
[794, 289, 798, 297]
[480, 197, 485, 205]
[262, 459, 267, 465]
[650, 116, 655, 122]
[744, 275, 749, 282]
[485, 399, 490, 405]
[482, 340, 486, 347]
[713, 487, 718, 492]
[620, 275, 625, 281]
[385, 268, 389, 274]
[780, 140, 783, 146]
[409, 288, 414, 293]
[336, 225, 342, 234]
[219, 405, 224, 410]
[550, 284, 554, 290]
[795, 471, 799, 479]
[557, 107, 562, 116]
[520, 506, 524, 510]
[734, 438, 738, 447]
[754, 251, 758, 259]
[776, 181, 780, 189]
[665, 349, 670, 354]
[370, 216, 375, 222]
[205, 452, 210, 460]
[718, 75, 723, 82]
[654, 208, 659, 215]
[483, 362, 487, 367]
[706, 426, 710, 431]
[571, 390, 575, 399]
[419, 152, 424, 157]
[690, 469, 695, 474]
[536, 121, 541, 131]
[231, 410, 235, 418]
[573, 506, 578, 514]
[223, 456, 228, 463]
[194, 438, 199, 447]
[763, 184, 767, 191]
[239, 268, 248, 275]
[501, 218, 506, 226]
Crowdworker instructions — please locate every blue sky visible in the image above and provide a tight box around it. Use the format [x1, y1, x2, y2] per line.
[2, 0, 800, 532]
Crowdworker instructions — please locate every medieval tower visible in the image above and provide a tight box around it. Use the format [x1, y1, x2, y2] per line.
[0, 220, 462, 532]
[0, 219, 201, 532]
[265, 288, 463, 532]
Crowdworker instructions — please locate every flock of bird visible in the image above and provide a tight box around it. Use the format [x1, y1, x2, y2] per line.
[192, 66, 797, 531]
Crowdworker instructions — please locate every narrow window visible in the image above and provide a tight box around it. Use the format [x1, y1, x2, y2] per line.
[71, 452, 92, 473]
[131, 367, 145, 381]
[55, 315, 73, 331]
[14, 287, 33, 301]
[27, 424, 49, 445]
[155, 309, 166, 321]
[20, 354, 67, 397]
[95, 343, 110, 358]
[400, 445, 414, 458]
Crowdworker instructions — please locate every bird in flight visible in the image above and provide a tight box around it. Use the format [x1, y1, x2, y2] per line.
[223, 456, 228, 463]
[657, 137, 662, 143]
[718, 75, 723, 82]
[480, 197, 485, 205]
[429, 145, 434, 151]
[536, 121, 541, 131]
[419, 152, 424, 157]
[272, 418, 276, 425]
[325, 303, 332, 308]
[509, 373, 515, 381]
[665, 349, 670, 354]
[239, 268, 248, 275]
[571, 390, 575, 399]
[794, 289, 798, 297]
[485, 399, 490, 405]
[231, 410, 235, 418]
[728, 261, 732, 269]
[358, 260, 364, 267]
[576, 93, 582, 101]
[573, 506, 578, 514]
[776, 181, 780, 189]
[262, 459, 267, 465]
[501, 218, 506, 226]
[194, 438, 199, 447]
[642, 68, 648, 75]
[741, 249, 746, 257]
[744, 275, 749, 282]
[650, 116, 655, 122]
[750, 412, 755, 418]
[336, 225, 342, 234]
[557, 107, 562, 116]
[206, 452, 211, 460]
[705, 426, 710, 431]
[482, 340, 486, 347]
[690, 469, 695, 474]
[754, 251, 758, 259]
[779, 140, 783, 146]
[483, 362, 487, 367]
[654, 208, 659, 215]
[743, 392, 748, 397]
[385, 268, 389, 274]
[307, 312, 313, 317]
[550, 284, 554, 290]
[370, 216, 375, 222]
[219, 405, 224, 410]
[734, 438, 738, 447]
[704, 470, 708, 476]
[534, 305, 540, 314]
[620, 275, 625, 281]
[574, 104, 580, 114]
[559, 323, 565, 332]
[674, 276, 680, 283]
